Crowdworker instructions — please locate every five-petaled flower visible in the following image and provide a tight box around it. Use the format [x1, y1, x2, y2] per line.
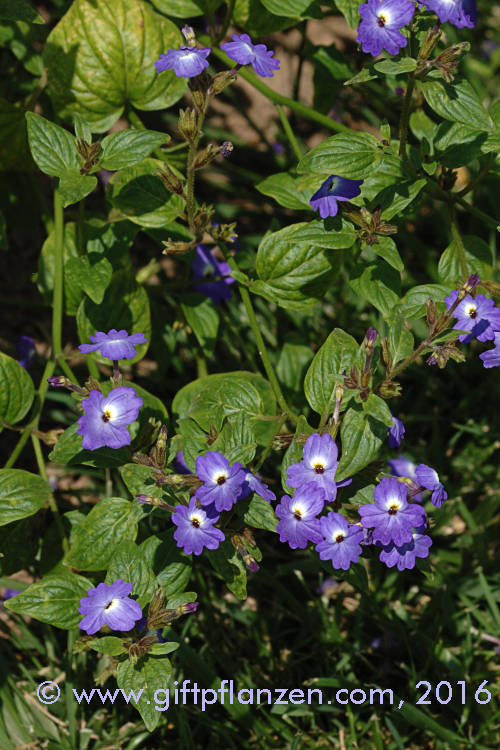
[378, 527, 433, 570]
[445, 291, 500, 343]
[221, 33, 280, 77]
[78, 329, 147, 360]
[315, 512, 365, 570]
[172, 497, 225, 555]
[359, 477, 426, 546]
[78, 580, 142, 635]
[77, 387, 142, 450]
[195, 451, 246, 512]
[415, 463, 448, 508]
[357, 0, 415, 57]
[286, 433, 341, 501]
[310, 175, 363, 219]
[275, 484, 325, 549]
[424, 0, 476, 29]
[191, 245, 235, 304]
[388, 457, 423, 502]
[155, 46, 211, 78]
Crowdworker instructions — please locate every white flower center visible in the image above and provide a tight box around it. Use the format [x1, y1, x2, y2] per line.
[292, 502, 306, 520]
[213, 471, 227, 486]
[309, 455, 326, 473]
[189, 512, 203, 528]
[464, 303, 477, 319]
[330, 527, 345, 543]
[101, 404, 118, 423]
[105, 598, 120, 612]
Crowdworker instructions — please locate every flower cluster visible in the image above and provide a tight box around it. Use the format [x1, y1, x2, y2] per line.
[444, 284, 500, 369]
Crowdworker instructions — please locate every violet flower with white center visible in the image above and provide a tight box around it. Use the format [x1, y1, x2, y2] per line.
[155, 46, 211, 78]
[78, 580, 142, 635]
[480, 333, 500, 369]
[172, 497, 225, 555]
[315, 512, 365, 571]
[356, 0, 415, 57]
[286, 433, 340, 501]
[359, 477, 426, 546]
[309, 175, 363, 219]
[388, 414, 405, 448]
[195, 451, 246, 512]
[191, 245, 235, 304]
[445, 291, 500, 343]
[221, 33, 280, 77]
[388, 456, 423, 502]
[239, 471, 276, 503]
[77, 387, 142, 450]
[379, 527, 433, 570]
[275, 483, 325, 549]
[424, 0, 476, 29]
[415, 463, 448, 508]
[79, 329, 147, 360]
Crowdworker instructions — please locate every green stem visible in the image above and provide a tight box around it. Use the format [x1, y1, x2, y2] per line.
[398, 73, 416, 161]
[226, 257, 298, 423]
[52, 188, 64, 362]
[31, 433, 68, 553]
[450, 211, 469, 279]
[208, 45, 349, 134]
[425, 177, 499, 231]
[276, 105, 303, 161]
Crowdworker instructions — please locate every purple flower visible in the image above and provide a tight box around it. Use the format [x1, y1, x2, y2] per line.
[2, 588, 20, 600]
[78, 580, 142, 635]
[359, 477, 426, 546]
[379, 528, 433, 570]
[445, 291, 500, 343]
[172, 497, 225, 555]
[357, 0, 415, 57]
[388, 457, 423, 502]
[173, 450, 192, 474]
[221, 33, 280, 77]
[315, 512, 365, 571]
[195, 451, 246, 512]
[77, 387, 142, 450]
[424, 0, 476, 29]
[415, 464, 448, 508]
[388, 414, 405, 448]
[309, 175, 363, 219]
[191, 245, 235, 304]
[16, 336, 35, 370]
[275, 483, 325, 549]
[79, 329, 147, 360]
[480, 333, 500, 369]
[239, 471, 276, 503]
[286, 433, 339, 501]
[155, 46, 211, 78]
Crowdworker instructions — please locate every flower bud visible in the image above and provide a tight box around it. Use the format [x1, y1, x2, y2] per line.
[162, 239, 195, 256]
[178, 108, 198, 142]
[181, 25, 196, 45]
[157, 165, 185, 196]
[193, 143, 221, 169]
[378, 379, 402, 398]
[208, 70, 237, 95]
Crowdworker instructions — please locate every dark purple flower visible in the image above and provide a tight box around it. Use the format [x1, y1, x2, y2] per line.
[2, 588, 21, 600]
[359, 477, 426, 546]
[379, 527, 432, 570]
[79, 329, 147, 360]
[357, 0, 415, 57]
[155, 46, 211, 78]
[16, 336, 35, 370]
[424, 0, 476, 29]
[191, 245, 235, 304]
[239, 471, 276, 503]
[480, 333, 500, 369]
[77, 387, 142, 450]
[310, 175, 363, 219]
[195, 451, 246, 512]
[315, 512, 365, 570]
[388, 457, 423, 502]
[445, 291, 500, 343]
[415, 464, 448, 508]
[173, 450, 192, 474]
[221, 33, 280, 77]
[78, 580, 142, 635]
[388, 414, 405, 448]
[275, 483, 325, 549]
[172, 497, 225, 555]
[286, 433, 339, 501]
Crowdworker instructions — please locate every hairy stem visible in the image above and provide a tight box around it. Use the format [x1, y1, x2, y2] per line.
[398, 73, 416, 161]
[277, 105, 303, 161]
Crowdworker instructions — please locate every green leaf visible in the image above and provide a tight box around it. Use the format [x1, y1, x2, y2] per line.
[0, 470, 50, 526]
[336, 406, 386, 481]
[5, 571, 92, 629]
[207, 540, 247, 600]
[373, 57, 417, 75]
[38, 223, 83, 315]
[140, 530, 191, 598]
[105, 541, 156, 607]
[260, 0, 314, 18]
[210, 413, 258, 466]
[438, 235, 493, 286]
[372, 236, 404, 272]
[120, 463, 164, 500]
[362, 393, 393, 427]
[44, 0, 186, 132]
[233, 0, 298, 35]
[108, 158, 185, 228]
[0, 352, 34, 426]
[76, 269, 150, 364]
[253, 219, 355, 310]
[58, 171, 97, 208]
[398, 284, 449, 319]
[344, 65, 378, 86]
[65, 253, 113, 305]
[256, 172, 312, 210]
[49, 422, 132, 468]
[334, 0, 363, 28]
[298, 131, 381, 179]
[242, 494, 278, 532]
[25, 112, 78, 177]
[150, 0, 220, 19]
[100, 129, 168, 171]
[349, 257, 401, 318]
[276, 341, 314, 392]
[304, 328, 359, 415]
[64, 497, 141, 571]
[89, 636, 128, 656]
[180, 293, 219, 352]
[150, 641, 179, 656]
[422, 79, 494, 131]
[0, 0, 44, 23]
[378, 177, 426, 221]
[387, 313, 414, 366]
[117, 656, 172, 731]
[409, 110, 439, 145]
